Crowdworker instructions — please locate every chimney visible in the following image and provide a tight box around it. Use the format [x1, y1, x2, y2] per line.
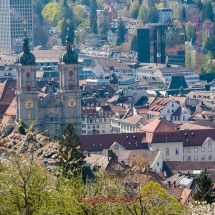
[168, 181, 171, 189]
[177, 171, 181, 177]
[173, 180, 176, 188]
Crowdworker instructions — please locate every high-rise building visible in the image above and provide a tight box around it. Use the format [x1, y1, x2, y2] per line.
[0, 0, 33, 54]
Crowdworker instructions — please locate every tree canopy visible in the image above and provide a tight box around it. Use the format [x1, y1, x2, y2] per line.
[116, 20, 126, 46]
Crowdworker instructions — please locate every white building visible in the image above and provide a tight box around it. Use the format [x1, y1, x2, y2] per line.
[134, 63, 199, 86]
[0, 0, 34, 54]
[147, 97, 191, 121]
[157, 8, 173, 23]
[81, 106, 114, 135]
[85, 79, 110, 86]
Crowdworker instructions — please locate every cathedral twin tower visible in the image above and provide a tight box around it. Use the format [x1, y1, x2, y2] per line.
[16, 33, 81, 136]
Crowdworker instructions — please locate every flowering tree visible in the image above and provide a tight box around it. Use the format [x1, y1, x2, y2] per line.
[188, 202, 215, 215]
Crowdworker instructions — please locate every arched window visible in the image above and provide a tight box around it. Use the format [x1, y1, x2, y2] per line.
[69, 83, 73, 90]
[26, 85, 31, 91]
[26, 72, 30, 78]
[69, 70, 73, 76]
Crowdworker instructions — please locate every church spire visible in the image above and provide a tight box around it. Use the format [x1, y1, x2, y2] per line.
[22, 29, 30, 53]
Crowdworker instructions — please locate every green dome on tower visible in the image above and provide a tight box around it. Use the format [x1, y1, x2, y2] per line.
[16, 32, 35, 66]
[59, 33, 78, 64]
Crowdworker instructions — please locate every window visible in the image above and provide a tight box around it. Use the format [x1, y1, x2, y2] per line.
[88, 126, 91, 129]
[26, 72, 30, 77]
[201, 155, 205, 160]
[156, 148, 159, 151]
[26, 85, 31, 91]
[187, 148, 191, 153]
[114, 144, 119, 150]
[208, 147, 212, 152]
[209, 155, 212, 160]
[82, 130, 86, 134]
[82, 124, 86, 128]
[194, 155, 198, 161]
[172, 104, 174, 107]
[187, 156, 191, 161]
[175, 147, 179, 155]
[102, 125, 105, 128]
[172, 110, 174, 113]
[166, 148, 169, 155]
[157, 162, 159, 166]
[201, 147, 205, 152]
[102, 130, 105, 133]
[194, 147, 198, 153]
[208, 140, 212, 146]
[69, 83, 73, 90]
[167, 109, 170, 113]
[97, 125, 99, 128]
[88, 131, 91, 134]
[93, 126, 95, 129]
[104, 118, 106, 122]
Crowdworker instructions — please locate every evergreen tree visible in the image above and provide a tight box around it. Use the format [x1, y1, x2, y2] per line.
[90, 0, 98, 34]
[129, 0, 140, 19]
[81, 0, 90, 6]
[202, 2, 214, 22]
[130, 35, 137, 51]
[60, 2, 75, 45]
[149, 7, 158, 23]
[55, 123, 85, 178]
[196, 0, 203, 11]
[193, 169, 215, 203]
[116, 20, 126, 46]
[138, 5, 150, 24]
[179, 7, 186, 22]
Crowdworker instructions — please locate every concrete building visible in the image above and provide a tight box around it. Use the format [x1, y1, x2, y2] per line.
[0, 0, 34, 54]
[157, 8, 173, 23]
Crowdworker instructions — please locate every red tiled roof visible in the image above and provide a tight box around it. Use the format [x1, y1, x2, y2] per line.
[135, 106, 149, 114]
[79, 133, 147, 152]
[179, 129, 215, 147]
[149, 98, 170, 112]
[139, 118, 176, 133]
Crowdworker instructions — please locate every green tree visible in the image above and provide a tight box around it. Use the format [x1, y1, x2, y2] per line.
[116, 20, 126, 46]
[33, 14, 49, 47]
[194, 169, 215, 203]
[130, 35, 137, 51]
[0, 122, 54, 214]
[179, 7, 186, 21]
[125, 181, 185, 214]
[55, 123, 85, 178]
[185, 21, 195, 41]
[90, 0, 98, 34]
[74, 5, 86, 28]
[202, 2, 214, 22]
[138, 5, 150, 24]
[81, 0, 90, 6]
[196, 0, 203, 11]
[98, 11, 109, 34]
[149, 7, 158, 23]
[41, 2, 62, 25]
[185, 44, 195, 70]
[129, 0, 140, 19]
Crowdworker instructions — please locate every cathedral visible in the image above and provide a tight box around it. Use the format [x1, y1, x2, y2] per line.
[15, 33, 81, 136]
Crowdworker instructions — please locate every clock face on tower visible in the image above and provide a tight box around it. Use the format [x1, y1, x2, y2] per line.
[68, 99, 76, 107]
[26, 101, 33, 108]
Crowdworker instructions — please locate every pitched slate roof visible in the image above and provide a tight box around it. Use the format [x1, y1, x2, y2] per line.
[79, 133, 147, 153]
[119, 115, 145, 125]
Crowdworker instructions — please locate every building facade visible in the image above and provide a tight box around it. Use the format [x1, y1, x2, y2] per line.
[157, 8, 172, 23]
[0, 0, 34, 54]
[16, 33, 81, 136]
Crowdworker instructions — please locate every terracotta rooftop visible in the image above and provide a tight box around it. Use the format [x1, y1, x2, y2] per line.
[135, 106, 149, 115]
[139, 118, 176, 133]
[149, 98, 171, 112]
[119, 115, 145, 125]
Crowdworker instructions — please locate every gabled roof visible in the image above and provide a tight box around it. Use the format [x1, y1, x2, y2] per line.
[120, 115, 145, 125]
[79, 133, 147, 152]
[149, 98, 171, 112]
[139, 118, 176, 133]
